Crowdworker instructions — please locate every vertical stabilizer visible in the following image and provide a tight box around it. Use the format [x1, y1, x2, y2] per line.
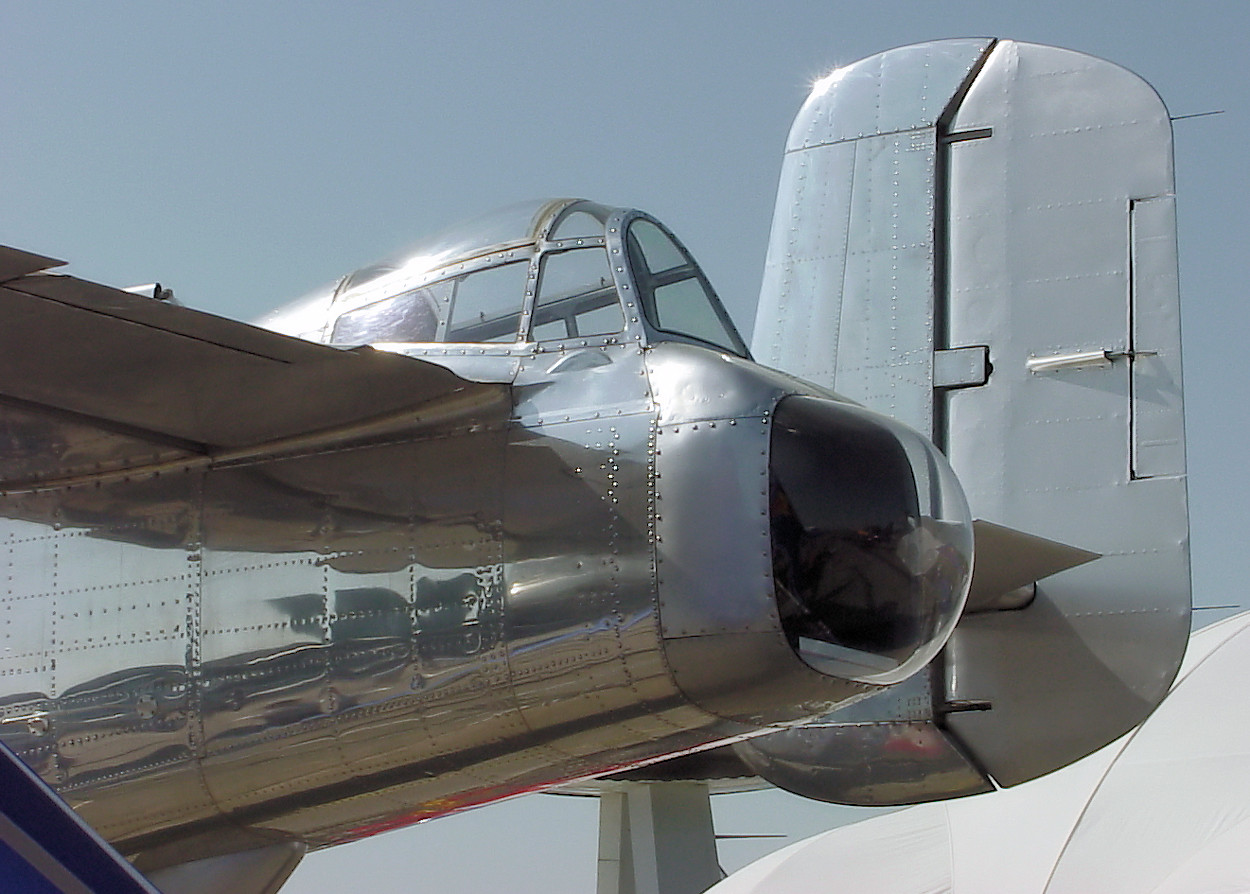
[751, 39, 1190, 794]
[754, 38, 993, 433]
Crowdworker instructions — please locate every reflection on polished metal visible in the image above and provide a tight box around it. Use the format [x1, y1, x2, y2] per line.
[770, 397, 970, 685]
[743, 37, 1190, 807]
[0, 198, 972, 875]
[0, 36, 1195, 891]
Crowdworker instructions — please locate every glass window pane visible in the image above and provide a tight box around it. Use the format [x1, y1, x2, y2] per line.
[652, 277, 739, 348]
[629, 219, 687, 274]
[549, 210, 605, 240]
[446, 261, 528, 343]
[532, 318, 570, 341]
[576, 303, 627, 337]
[626, 218, 746, 355]
[331, 282, 450, 344]
[532, 248, 623, 340]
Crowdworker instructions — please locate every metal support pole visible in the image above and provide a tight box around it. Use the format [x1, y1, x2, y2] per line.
[596, 782, 722, 894]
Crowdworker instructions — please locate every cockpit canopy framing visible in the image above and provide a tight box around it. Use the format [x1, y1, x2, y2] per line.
[272, 199, 749, 357]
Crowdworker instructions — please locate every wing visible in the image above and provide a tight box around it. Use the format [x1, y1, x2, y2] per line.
[0, 245, 506, 485]
[0, 246, 510, 558]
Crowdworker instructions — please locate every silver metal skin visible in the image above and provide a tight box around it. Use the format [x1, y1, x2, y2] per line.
[743, 38, 1191, 804]
[0, 199, 972, 871]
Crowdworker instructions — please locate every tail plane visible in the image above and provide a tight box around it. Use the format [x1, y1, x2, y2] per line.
[743, 38, 1190, 801]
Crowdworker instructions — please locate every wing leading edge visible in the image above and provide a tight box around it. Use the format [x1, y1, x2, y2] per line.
[0, 247, 508, 494]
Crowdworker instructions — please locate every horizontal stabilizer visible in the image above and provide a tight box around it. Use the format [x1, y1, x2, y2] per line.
[966, 520, 1100, 612]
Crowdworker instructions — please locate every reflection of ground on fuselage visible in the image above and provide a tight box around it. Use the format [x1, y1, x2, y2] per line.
[0, 665, 192, 788]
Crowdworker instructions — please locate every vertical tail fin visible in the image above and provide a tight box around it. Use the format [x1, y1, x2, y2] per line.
[749, 39, 1190, 795]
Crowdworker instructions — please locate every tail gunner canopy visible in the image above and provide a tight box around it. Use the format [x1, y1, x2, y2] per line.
[770, 396, 972, 685]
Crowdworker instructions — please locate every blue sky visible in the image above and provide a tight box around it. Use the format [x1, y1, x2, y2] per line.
[3, 2, 1248, 890]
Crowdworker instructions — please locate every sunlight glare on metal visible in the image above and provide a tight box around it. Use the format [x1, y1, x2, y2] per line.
[810, 66, 847, 97]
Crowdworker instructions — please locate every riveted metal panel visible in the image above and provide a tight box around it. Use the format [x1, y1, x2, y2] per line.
[653, 416, 774, 638]
[301, 420, 515, 782]
[0, 521, 56, 708]
[198, 475, 335, 813]
[942, 40, 1190, 785]
[647, 343, 803, 427]
[839, 129, 938, 431]
[757, 130, 940, 433]
[320, 553, 417, 774]
[501, 314, 694, 768]
[513, 343, 653, 426]
[786, 38, 993, 152]
[194, 405, 521, 817]
[0, 471, 212, 842]
[0, 402, 195, 489]
[756, 38, 995, 433]
[755, 136, 940, 432]
[755, 139, 857, 385]
[503, 408, 672, 757]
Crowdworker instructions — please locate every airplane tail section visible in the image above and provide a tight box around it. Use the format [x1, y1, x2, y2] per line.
[746, 39, 1190, 799]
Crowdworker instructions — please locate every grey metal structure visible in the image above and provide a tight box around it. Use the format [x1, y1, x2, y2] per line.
[744, 38, 1189, 805]
[0, 200, 972, 890]
[0, 37, 1191, 894]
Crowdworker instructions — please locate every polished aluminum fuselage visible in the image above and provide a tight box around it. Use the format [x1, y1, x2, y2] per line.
[0, 336, 864, 864]
[0, 199, 974, 872]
